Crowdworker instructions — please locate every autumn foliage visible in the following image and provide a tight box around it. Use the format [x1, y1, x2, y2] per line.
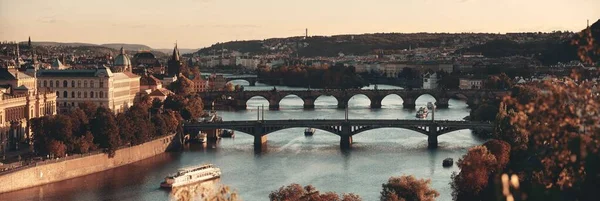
[269, 184, 362, 201]
[380, 175, 439, 201]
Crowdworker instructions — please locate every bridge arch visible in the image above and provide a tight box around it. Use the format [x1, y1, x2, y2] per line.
[226, 79, 251, 86]
[415, 93, 438, 107]
[278, 94, 305, 109]
[314, 95, 339, 109]
[246, 95, 270, 109]
[381, 94, 405, 108]
[347, 94, 371, 108]
[349, 125, 430, 136]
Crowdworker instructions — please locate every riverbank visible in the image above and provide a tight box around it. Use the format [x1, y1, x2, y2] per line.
[0, 133, 179, 194]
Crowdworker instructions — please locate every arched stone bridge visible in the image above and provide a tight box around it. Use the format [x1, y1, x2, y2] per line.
[183, 119, 494, 152]
[198, 89, 508, 110]
[224, 75, 259, 86]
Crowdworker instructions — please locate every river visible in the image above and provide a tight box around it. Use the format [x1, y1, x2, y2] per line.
[0, 81, 485, 201]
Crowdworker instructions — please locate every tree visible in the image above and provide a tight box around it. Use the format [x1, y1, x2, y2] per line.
[31, 116, 52, 155]
[47, 140, 67, 157]
[269, 184, 362, 201]
[483, 140, 511, 171]
[78, 101, 98, 117]
[182, 96, 204, 121]
[66, 108, 89, 136]
[494, 78, 600, 200]
[73, 131, 96, 154]
[91, 107, 120, 156]
[380, 175, 439, 201]
[451, 146, 498, 200]
[169, 76, 195, 96]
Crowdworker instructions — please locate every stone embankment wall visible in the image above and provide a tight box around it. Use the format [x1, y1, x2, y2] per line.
[0, 133, 179, 193]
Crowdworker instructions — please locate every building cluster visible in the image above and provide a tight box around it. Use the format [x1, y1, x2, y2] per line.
[0, 38, 234, 156]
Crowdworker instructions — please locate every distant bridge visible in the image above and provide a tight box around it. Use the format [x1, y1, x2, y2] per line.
[198, 89, 509, 110]
[223, 75, 260, 86]
[183, 119, 494, 152]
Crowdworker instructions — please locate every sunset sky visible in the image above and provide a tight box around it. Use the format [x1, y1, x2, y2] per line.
[1, 0, 598, 49]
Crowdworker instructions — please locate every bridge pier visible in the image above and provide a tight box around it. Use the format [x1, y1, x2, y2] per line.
[269, 104, 280, 110]
[303, 98, 315, 109]
[340, 135, 353, 149]
[249, 80, 257, 86]
[370, 97, 383, 109]
[254, 134, 267, 153]
[435, 98, 449, 109]
[428, 125, 438, 149]
[402, 97, 416, 109]
[337, 101, 348, 109]
[234, 101, 247, 110]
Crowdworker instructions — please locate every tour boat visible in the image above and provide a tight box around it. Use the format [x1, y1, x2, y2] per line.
[416, 107, 429, 119]
[220, 129, 235, 138]
[193, 132, 207, 143]
[304, 128, 316, 136]
[427, 102, 435, 110]
[160, 164, 222, 188]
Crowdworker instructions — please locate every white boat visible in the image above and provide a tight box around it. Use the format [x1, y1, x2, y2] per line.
[160, 164, 222, 188]
[305, 128, 316, 136]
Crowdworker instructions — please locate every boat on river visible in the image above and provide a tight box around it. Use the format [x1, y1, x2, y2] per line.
[416, 107, 429, 119]
[160, 164, 221, 188]
[305, 128, 316, 136]
[220, 129, 235, 138]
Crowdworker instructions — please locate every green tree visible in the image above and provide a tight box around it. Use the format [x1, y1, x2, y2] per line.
[380, 175, 439, 201]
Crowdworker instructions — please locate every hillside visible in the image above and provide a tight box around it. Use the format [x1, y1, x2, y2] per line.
[100, 43, 153, 51]
[458, 19, 600, 65]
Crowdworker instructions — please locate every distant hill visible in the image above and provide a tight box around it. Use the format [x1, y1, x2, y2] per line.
[189, 32, 576, 58]
[154, 48, 199, 55]
[100, 43, 153, 51]
[29, 41, 97, 47]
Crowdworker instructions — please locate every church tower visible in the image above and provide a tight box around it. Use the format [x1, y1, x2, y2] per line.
[167, 42, 183, 76]
[28, 36, 31, 47]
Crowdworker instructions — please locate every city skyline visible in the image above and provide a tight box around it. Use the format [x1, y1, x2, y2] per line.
[1, 0, 599, 49]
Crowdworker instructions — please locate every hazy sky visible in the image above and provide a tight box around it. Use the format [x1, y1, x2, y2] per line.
[1, 0, 598, 49]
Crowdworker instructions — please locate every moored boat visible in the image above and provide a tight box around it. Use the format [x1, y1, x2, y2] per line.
[304, 128, 316, 136]
[160, 164, 222, 188]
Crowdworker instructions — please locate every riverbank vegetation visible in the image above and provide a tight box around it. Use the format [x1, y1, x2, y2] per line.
[30, 92, 204, 158]
[257, 63, 368, 89]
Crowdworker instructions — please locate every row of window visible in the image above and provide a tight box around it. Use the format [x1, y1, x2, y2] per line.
[56, 91, 105, 99]
[40, 80, 105, 88]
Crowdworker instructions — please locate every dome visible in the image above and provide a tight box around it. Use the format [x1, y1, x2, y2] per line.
[114, 47, 132, 68]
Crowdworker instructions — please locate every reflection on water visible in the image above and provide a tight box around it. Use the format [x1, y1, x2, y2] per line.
[170, 179, 238, 201]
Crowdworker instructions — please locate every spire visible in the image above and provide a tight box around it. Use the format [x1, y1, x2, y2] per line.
[587, 19, 590, 29]
[28, 36, 31, 47]
[171, 42, 180, 61]
[15, 43, 20, 69]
